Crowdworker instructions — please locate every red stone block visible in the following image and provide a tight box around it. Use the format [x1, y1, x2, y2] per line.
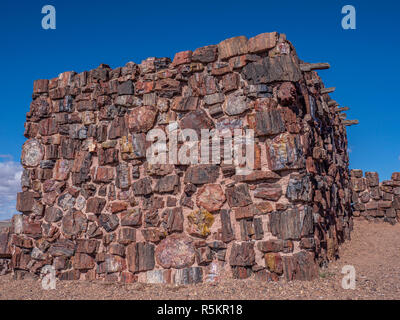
[171, 50, 192, 66]
[247, 32, 278, 53]
[72, 253, 95, 270]
[121, 271, 137, 283]
[33, 79, 49, 94]
[392, 172, 400, 181]
[218, 36, 248, 60]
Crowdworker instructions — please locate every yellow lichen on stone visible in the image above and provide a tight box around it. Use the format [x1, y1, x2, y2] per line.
[120, 136, 133, 153]
[265, 253, 276, 271]
[187, 208, 215, 238]
[326, 238, 338, 260]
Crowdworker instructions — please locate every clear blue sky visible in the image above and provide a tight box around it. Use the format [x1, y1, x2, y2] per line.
[0, 0, 399, 218]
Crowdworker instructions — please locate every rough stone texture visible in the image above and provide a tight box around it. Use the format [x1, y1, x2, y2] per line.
[8, 32, 354, 284]
[269, 206, 313, 240]
[351, 170, 400, 224]
[196, 184, 225, 212]
[126, 242, 155, 273]
[155, 234, 195, 269]
[187, 209, 215, 238]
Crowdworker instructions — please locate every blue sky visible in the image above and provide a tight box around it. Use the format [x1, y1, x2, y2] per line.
[0, 0, 399, 219]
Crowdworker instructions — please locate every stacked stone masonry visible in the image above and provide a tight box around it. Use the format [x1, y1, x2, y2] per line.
[351, 170, 400, 225]
[0, 221, 11, 275]
[5, 32, 356, 283]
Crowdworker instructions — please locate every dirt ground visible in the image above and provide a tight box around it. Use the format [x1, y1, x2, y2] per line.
[0, 219, 399, 300]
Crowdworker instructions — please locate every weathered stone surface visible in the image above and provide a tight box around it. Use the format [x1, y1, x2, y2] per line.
[188, 73, 217, 96]
[62, 211, 87, 236]
[118, 228, 136, 245]
[351, 177, 367, 192]
[132, 177, 153, 195]
[21, 139, 43, 167]
[180, 108, 215, 135]
[54, 159, 72, 181]
[277, 82, 297, 106]
[233, 204, 260, 220]
[247, 108, 286, 136]
[109, 243, 125, 256]
[232, 170, 280, 183]
[365, 172, 379, 187]
[223, 93, 248, 116]
[99, 214, 119, 232]
[161, 207, 184, 233]
[218, 36, 248, 60]
[231, 266, 252, 279]
[265, 252, 283, 274]
[229, 242, 255, 266]
[266, 133, 304, 171]
[58, 193, 76, 211]
[196, 184, 225, 212]
[76, 239, 99, 254]
[184, 165, 219, 185]
[72, 253, 95, 270]
[257, 239, 293, 253]
[174, 267, 203, 285]
[44, 206, 63, 223]
[222, 73, 239, 93]
[144, 269, 172, 284]
[33, 79, 49, 94]
[196, 247, 213, 266]
[98, 148, 119, 166]
[141, 228, 166, 243]
[187, 208, 215, 238]
[242, 55, 302, 84]
[220, 209, 235, 243]
[225, 184, 252, 207]
[282, 251, 318, 281]
[145, 163, 174, 176]
[247, 32, 278, 53]
[204, 93, 224, 106]
[171, 96, 198, 111]
[103, 254, 126, 273]
[286, 174, 312, 202]
[109, 116, 127, 139]
[0, 230, 11, 258]
[121, 208, 142, 227]
[48, 239, 76, 257]
[111, 201, 128, 213]
[86, 197, 106, 214]
[269, 206, 313, 240]
[192, 45, 218, 63]
[155, 234, 195, 269]
[116, 163, 131, 189]
[16, 192, 36, 213]
[171, 50, 192, 66]
[127, 106, 158, 133]
[118, 80, 134, 95]
[254, 183, 282, 201]
[154, 175, 179, 193]
[155, 78, 181, 97]
[392, 172, 400, 181]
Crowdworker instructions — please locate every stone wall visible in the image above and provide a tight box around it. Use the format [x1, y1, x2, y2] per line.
[351, 170, 400, 224]
[9, 32, 353, 283]
[0, 221, 11, 275]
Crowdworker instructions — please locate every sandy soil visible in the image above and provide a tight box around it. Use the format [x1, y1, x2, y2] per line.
[0, 219, 399, 300]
